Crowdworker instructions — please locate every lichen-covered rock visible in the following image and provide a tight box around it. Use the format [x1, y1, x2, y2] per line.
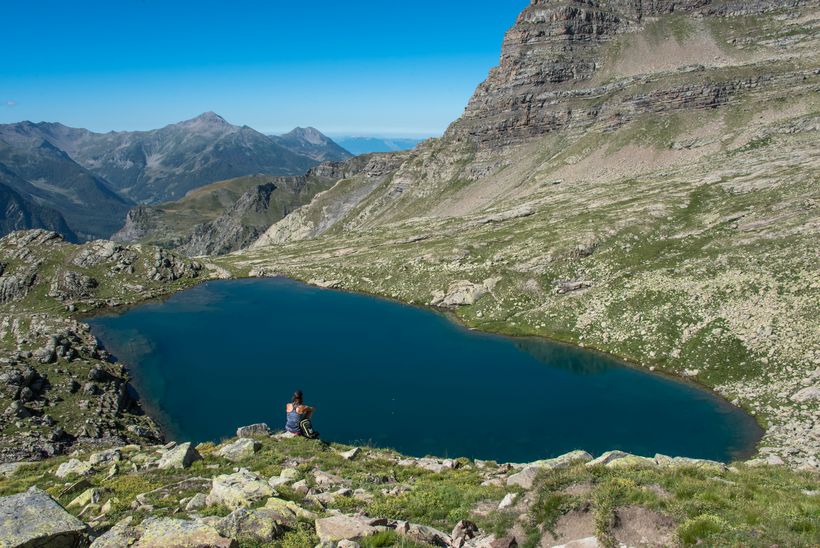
[216, 507, 287, 542]
[587, 451, 656, 468]
[133, 517, 236, 548]
[90, 516, 140, 547]
[430, 278, 499, 307]
[0, 487, 87, 547]
[264, 497, 316, 522]
[216, 438, 260, 462]
[791, 386, 820, 402]
[67, 487, 102, 508]
[654, 454, 726, 471]
[314, 515, 379, 544]
[207, 469, 274, 510]
[235, 423, 271, 438]
[156, 442, 202, 470]
[507, 450, 593, 489]
[55, 458, 94, 478]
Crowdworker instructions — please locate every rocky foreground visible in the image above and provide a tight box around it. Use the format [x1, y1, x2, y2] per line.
[0, 230, 212, 462]
[1, 424, 818, 547]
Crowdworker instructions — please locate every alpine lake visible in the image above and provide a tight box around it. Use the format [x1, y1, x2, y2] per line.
[87, 278, 762, 464]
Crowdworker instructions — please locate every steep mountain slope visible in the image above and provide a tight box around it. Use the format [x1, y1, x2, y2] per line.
[0, 182, 77, 241]
[241, 0, 820, 468]
[0, 135, 133, 240]
[113, 161, 367, 256]
[270, 127, 353, 162]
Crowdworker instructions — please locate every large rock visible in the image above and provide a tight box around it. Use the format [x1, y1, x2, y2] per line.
[0, 487, 87, 547]
[654, 454, 726, 471]
[792, 386, 820, 403]
[156, 442, 202, 470]
[236, 423, 272, 438]
[55, 458, 93, 478]
[264, 497, 317, 522]
[507, 450, 592, 489]
[587, 451, 656, 468]
[135, 517, 236, 547]
[207, 469, 274, 510]
[216, 507, 287, 542]
[90, 516, 140, 548]
[314, 515, 379, 544]
[216, 438, 261, 462]
[431, 278, 499, 307]
[396, 521, 452, 547]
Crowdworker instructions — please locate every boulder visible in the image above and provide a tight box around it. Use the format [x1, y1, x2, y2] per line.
[216, 438, 261, 462]
[156, 442, 202, 470]
[134, 517, 236, 547]
[216, 507, 287, 542]
[207, 469, 274, 509]
[264, 497, 317, 522]
[792, 386, 820, 402]
[451, 520, 480, 545]
[498, 493, 518, 509]
[236, 423, 272, 438]
[339, 447, 361, 460]
[185, 493, 208, 512]
[314, 469, 350, 487]
[0, 462, 26, 478]
[586, 451, 656, 468]
[0, 487, 87, 547]
[507, 451, 592, 489]
[68, 487, 102, 508]
[314, 515, 379, 544]
[431, 279, 496, 307]
[55, 458, 93, 478]
[654, 454, 726, 471]
[89, 448, 121, 466]
[397, 521, 452, 546]
[90, 516, 140, 547]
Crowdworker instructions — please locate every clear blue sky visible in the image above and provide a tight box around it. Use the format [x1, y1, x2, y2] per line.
[1, 0, 528, 136]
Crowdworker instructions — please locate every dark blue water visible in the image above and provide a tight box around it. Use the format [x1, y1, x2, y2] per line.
[87, 278, 761, 463]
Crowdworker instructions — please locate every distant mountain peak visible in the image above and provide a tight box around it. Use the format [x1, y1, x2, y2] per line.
[285, 127, 329, 145]
[180, 112, 232, 129]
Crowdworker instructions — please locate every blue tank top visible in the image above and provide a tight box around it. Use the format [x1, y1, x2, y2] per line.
[285, 405, 302, 433]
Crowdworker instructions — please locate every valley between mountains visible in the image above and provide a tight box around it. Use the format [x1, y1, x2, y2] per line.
[0, 0, 818, 546]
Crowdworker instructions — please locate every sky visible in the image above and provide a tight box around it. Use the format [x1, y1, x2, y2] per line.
[0, 0, 528, 137]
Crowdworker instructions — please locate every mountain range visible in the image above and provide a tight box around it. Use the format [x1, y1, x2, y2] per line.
[0, 113, 350, 240]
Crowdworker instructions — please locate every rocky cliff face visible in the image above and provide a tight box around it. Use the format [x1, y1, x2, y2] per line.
[448, 0, 811, 146]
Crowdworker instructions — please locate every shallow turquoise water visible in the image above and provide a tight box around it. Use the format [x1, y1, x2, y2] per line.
[87, 278, 761, 463]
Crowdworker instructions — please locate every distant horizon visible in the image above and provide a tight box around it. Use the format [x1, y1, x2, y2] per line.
[2, 0, 528, 135]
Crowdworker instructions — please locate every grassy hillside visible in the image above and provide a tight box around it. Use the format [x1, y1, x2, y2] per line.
[234, 4, 820, 469]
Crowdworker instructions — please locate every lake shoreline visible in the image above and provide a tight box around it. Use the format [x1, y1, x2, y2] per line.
[85, 276, 764, 464]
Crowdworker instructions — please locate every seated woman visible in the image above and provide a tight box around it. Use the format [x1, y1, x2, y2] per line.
[285, 390, 315, 436]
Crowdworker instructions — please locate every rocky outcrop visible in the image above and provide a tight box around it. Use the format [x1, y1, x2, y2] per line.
[448, 0, 811, 146]
[0, 230, 207, 461]
[0, 487, 87, 547]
